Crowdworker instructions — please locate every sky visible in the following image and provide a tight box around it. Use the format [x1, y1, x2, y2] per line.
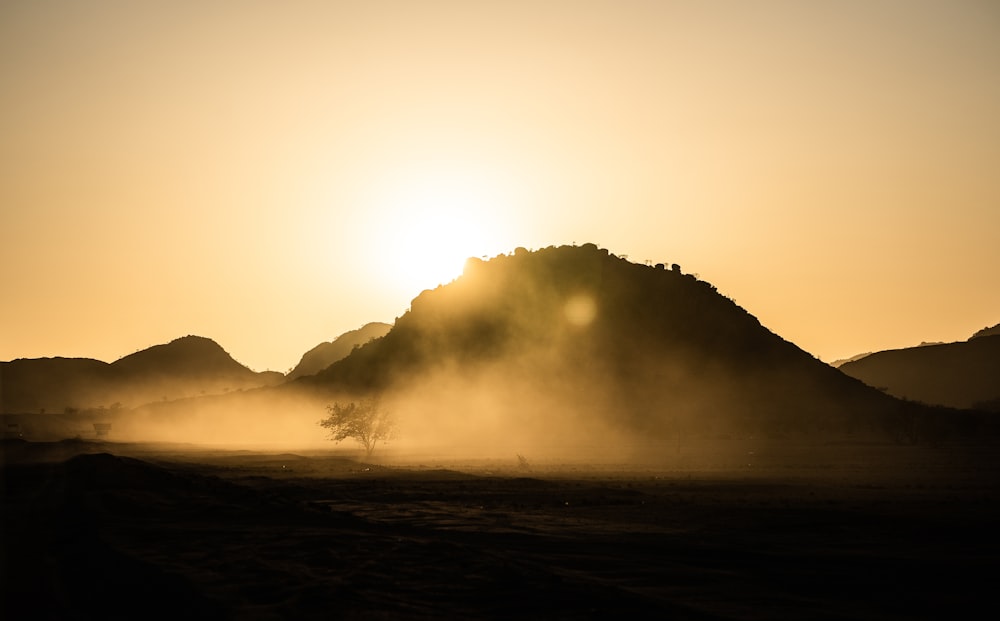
[2, 0, 998, 372]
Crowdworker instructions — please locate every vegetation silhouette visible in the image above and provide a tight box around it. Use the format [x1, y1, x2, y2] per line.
[971, 322, 1000, 339]
[319, 398, 396, 457]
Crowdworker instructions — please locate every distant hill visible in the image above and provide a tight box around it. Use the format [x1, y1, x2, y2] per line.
[830, 352, 874, 368]
[1, 336, 281, 413]
[1, 358, 111, 414]
[838, 334, 1000, 411]
[287, 323, 392, 380]
[305, 244, 933, 450]
[831, 341, 948, 368]
[113, 335, 262, 378]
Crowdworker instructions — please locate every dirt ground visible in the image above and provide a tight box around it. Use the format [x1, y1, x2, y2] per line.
[3, 439, 999, 620]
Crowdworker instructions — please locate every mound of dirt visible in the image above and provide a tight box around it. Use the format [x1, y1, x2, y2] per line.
[61, 452, 190, 490]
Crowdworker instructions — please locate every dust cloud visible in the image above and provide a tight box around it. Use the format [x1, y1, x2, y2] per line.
[71, 355, 647, 462]
[380, 362, 635, 462]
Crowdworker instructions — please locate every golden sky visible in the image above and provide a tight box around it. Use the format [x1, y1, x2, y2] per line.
[2, 0, 998, 372]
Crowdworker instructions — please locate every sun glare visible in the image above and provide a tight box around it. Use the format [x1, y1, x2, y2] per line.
[366, 162, 515, 295]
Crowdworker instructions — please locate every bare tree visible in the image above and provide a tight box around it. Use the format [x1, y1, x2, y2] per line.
[319, 398, 396, 458]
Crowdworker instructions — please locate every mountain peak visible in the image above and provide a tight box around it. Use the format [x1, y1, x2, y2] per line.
[169, 334, 222, 347]
[113, 335, 242, 375]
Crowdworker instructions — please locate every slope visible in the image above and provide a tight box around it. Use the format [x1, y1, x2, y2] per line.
[839, 334, 1000, 411]
[287, 323, 392, 380]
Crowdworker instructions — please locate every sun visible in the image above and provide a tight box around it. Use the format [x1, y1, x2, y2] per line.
[365, 162, 515, 296]
[384, 202, 485, 290]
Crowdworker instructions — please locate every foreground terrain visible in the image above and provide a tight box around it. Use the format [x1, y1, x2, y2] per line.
[3, 439, 999, 620]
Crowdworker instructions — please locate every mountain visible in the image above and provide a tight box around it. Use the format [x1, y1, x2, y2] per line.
[113, 335, 262, 378]
[287, 323, 392, 380]
[305, 244, 930, 450]
[1, 336, 281, 414]
[838, 334, 1000, 411]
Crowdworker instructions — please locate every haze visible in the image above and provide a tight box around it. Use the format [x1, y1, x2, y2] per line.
[2, 0, 998, 372]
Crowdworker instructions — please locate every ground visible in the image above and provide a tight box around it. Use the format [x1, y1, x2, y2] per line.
[2, 439, 999, 619]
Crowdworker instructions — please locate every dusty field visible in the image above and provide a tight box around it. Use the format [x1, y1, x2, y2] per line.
[3, 439, 999, 620]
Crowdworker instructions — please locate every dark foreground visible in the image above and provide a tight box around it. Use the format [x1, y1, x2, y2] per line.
[3, 440, 999, 620]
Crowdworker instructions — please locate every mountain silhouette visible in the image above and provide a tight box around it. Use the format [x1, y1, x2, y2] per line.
[287, 323, 392, 380]
[839, 333, 1000, 411]
[1, 336, 281, 414]
[831, 341, 946, 368]
[113, 335, 263, 378]
[1, 358, 110, 414]
[305, 244, 930, 446]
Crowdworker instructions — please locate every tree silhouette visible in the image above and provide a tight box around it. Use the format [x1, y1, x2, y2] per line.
[319, 398, 396, 458]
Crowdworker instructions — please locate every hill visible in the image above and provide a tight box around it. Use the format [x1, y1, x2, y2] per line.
[287, 323, 392, 380]
[305, 244, 935, 453]
[830, 352, 874, 368]
[1, 336, 281, 414]
[1, 357, 111, 414]
[839, 334, 1000, 411]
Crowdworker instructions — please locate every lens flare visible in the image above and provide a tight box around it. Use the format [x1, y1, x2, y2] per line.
[564, 294, 597, 327]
